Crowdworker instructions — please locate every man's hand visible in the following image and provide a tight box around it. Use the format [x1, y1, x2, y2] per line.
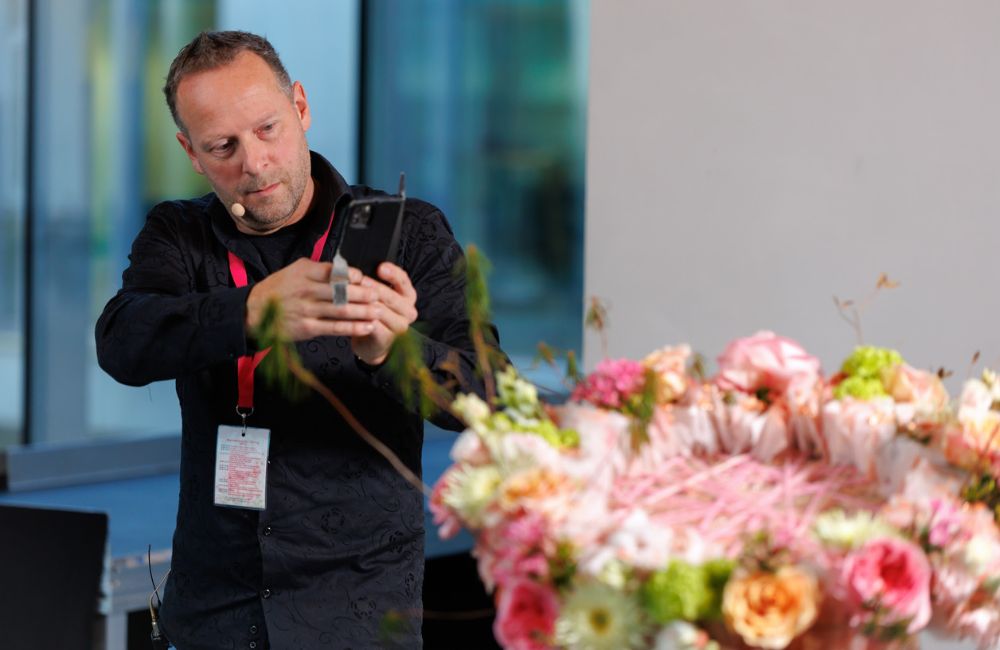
[245, 258, 378, 341]
[352, 262, 418, 366]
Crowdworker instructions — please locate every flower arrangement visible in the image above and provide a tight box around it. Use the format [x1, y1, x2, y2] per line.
[431, 332, 1000, 649]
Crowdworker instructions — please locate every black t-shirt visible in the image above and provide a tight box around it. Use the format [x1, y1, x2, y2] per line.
[245, 172, 336, 272]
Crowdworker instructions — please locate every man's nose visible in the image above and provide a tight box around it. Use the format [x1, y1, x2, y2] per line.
[241, 137, 268, 177]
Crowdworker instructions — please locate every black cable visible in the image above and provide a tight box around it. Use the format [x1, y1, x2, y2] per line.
[147, 544, 161, 609]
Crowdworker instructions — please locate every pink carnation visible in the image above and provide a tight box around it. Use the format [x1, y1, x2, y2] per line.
[926, 498, 964, 548]
[842, 537, 932, 634]
[493, 579, 559, 650]
[716, 331, 821, 399]
[571, 358, 647, 410]
[477, 512, 552, 591]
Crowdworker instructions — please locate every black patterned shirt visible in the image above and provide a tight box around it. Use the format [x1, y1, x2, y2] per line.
[95, 152, 498, 649]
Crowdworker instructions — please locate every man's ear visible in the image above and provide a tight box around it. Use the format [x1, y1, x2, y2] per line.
[175, 131, 205, 175]
[292, 81, 311, 132]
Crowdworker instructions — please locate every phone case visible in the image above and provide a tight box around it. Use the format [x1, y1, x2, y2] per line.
[337, 196, 405, 278]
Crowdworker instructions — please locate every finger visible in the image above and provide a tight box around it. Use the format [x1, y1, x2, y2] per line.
[307, 281, 377, 304]
[311, 301, 380, 322]
[374, 303, 412, 334]
[362, 280, 417, 321]
[300, 318, 376, 339]
[377, 263, 416, 299]
[297, 259, 332, 282]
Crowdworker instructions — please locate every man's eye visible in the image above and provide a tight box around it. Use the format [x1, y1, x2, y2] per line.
[213, 142, 233, 154]
[260, 123, 276, 134]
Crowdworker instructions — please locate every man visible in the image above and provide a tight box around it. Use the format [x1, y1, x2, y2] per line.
[96, 31, 498, 649]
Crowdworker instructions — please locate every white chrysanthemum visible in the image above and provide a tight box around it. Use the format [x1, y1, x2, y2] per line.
[813, 509, 899, 549]
[452, 393, 492, 430]
[441, 464, 501, 527]
[554, 582, 645, 650]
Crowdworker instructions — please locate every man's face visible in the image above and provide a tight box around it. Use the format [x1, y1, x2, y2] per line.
[175, 51, 313, 234]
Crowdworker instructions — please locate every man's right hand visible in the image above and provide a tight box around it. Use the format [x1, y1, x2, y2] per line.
[244, 258, 379, 341]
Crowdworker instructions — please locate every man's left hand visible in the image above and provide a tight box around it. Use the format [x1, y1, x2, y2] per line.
[352, 262, 418, 366]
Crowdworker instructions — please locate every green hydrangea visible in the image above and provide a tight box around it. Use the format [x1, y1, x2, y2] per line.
[835, 346, 904, 400]
[642, 561, 718, 623]
[840, 346, 903, 379]
[833, 375, 888, 400]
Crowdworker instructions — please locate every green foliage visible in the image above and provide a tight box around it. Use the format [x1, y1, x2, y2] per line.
[253, 299, 308, 400]
[963, 473, 1000, 525]
[584, 297, 608, 332]
[386, 330, 438, 419]
[623, 368, 661, 450]
[549, 542, 577, 590]
[566, 350, 582, 384]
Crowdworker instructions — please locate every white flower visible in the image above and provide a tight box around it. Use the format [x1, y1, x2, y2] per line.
[452, 393, 491, 430]
[982, 369, 1000, 404]
[813, 509, 899, 549]
[964, 534, 1000, 578]
[554, 581, 645, 650]
[580, 509, 675, 574]
[654, 621, 720, 650]
[595, 559, 630, 590]
[450, 429, 491, 465]
[496, 365, 540, 418]
[440, 464, 501, 527]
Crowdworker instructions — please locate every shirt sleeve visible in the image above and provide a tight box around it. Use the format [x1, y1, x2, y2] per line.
[95, 203, 250, 386]
[357, 203, 508, 431]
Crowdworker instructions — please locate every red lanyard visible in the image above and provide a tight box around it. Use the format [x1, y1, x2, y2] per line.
[227, 211, 335, 416]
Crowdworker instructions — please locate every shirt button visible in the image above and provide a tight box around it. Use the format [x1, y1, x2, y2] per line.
[263, 526, 272, 536]
[262, 588, 271, 599]
[250, 625, 258, 635]
[249, 643, 257, 649]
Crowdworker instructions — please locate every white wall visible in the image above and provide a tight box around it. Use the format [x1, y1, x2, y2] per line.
[585, 1, 1000, 387]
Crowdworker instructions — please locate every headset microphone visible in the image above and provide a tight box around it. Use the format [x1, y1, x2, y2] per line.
[231, 202, 246, 217]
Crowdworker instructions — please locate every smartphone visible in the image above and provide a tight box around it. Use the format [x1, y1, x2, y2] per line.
[336, 195, 405, 278]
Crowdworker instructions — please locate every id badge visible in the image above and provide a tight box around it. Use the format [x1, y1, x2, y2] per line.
[214, 425, 270, 510]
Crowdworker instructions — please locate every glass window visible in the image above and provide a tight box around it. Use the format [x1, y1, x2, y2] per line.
[28, 0, 213, 444]
[363, 0, 589, 363]
[0, 0, 27, 447]
[21, 0, 360, 445]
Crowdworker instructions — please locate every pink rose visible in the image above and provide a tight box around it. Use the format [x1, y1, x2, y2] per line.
[493, 579, 559, 650]
[716, 331, 821, 399]
[842, 537, 932, 634]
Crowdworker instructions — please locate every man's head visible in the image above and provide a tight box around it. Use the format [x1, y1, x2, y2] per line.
[166, 31, 314, 234]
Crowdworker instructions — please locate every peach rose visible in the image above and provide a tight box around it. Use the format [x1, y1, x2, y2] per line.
[497, 467, 572, 515]
[882, 364, 948, 410]
[643, 344, 692, 403]
[722, 566, 820, 649]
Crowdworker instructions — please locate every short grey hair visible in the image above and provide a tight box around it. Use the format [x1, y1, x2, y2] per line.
[164, 30, 292, 131]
